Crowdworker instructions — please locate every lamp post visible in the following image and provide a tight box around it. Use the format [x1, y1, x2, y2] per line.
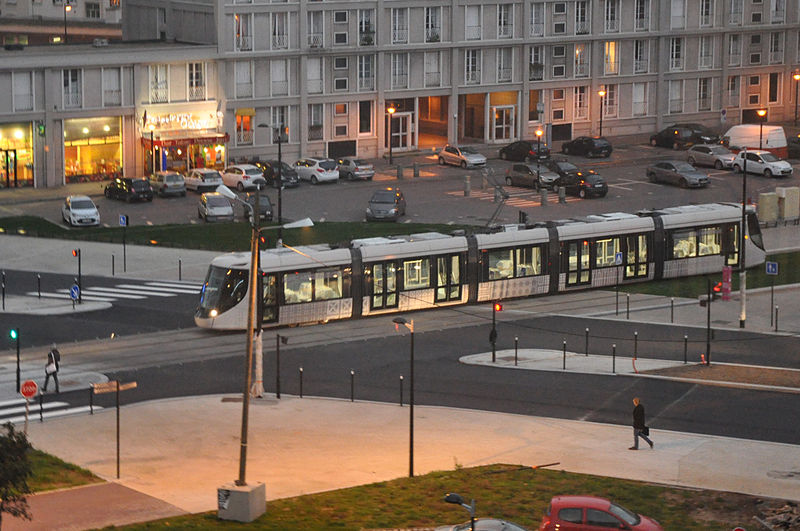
[63, 2, 72, 44]
[535, 128, 544, 177]
[148, 124, 156, 175]
[257, 122, 287, 246]
[10, 328, 20, 393]
[387, 104, 396, 165]
[740, 146, 748, 329]
[757, 109, 767, 149]
[392, 316, 414, 477]
[597, 89, 606, 137]
[444, 493, 476, 531]
[794, 72, 800, 127]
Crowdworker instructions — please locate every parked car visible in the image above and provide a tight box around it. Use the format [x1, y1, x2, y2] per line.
[732, 150, 793, 177]
[294, 158, 339, 184]
[686, 144, 736, 169]
[499, 140, 550, 162]
[436, 517, 529, 531]
[541, 159, 599, 190]
[197, 192, 234, 222]
[723, 124, 788, 159]
[539, 495, 662, 531]
[649, 124, 720, 150]
[104, 177, 154, 202]
[338, 158, 375, 180]
[255, 160, 299, 188]
[561, 136, 613, 158]
[149, 170, 186, 197]
[185, 168, 224, 192]
[241, 192, 273, 222]
[61, 195, 99, 227]
[366, 187, 406, 221]
[222, 164, 268, 191]
[559, 172, 608, 198]
[504, 163, 559, 190]
[439, 145, 487, 168]
[646, 160, 709, 188]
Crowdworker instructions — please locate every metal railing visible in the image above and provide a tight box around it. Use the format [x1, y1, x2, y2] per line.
[699, 55, 713, 68]
[271, 80, 288, 96]
[14, 94, 33, 111]
[729, 53, 741, 66]
[574, 107, 588, 120]
[498, 24, 513, 38]
[529, 63, 544, 80]
[272, 34, 288, 49]
[603, 103, 618, 117]
[307, 78, 323, 93]
[529, 22, 544, 37]
[150, 87, 168, 103]
[308, 33, 323, 48]
[425, 28, 440, 42]
[465, 70, 481, 84]
[633, 101, 647, 116]
[188, 86, 205, 101]
[770, 9, 784, 22]
[574, 62, 588, 77]
[235, 35, 252, 51]
[103, 89, 122, 106]
[634, 16, 649, 30]
[237, 130, 253, 145]
[497, 67, 512, 82]
[698, 97, 711, 111]
[699, 14, 712, 26]
[235, 82, 252, 98]
[634, 59, 648, 73]
[604, 18, 619, 32]
[358, 77, 374, 91]
[392, 28, 408, 43]
[729, 12, 742, 24]
[308, 125, 323, 141]
[575, 20, 589, 34]
[604, 61, 619, 75]
[769, 51, 784, 64]
[392, 74, 408, 89]
[359, 31, 374, 46]
[424, 71, 441, 87]
[670, 57, 684, 71]
[465, 25, 481, 40]
[669, 98, 683, 113]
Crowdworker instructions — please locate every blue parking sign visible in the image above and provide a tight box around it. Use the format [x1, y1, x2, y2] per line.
[614, 252, 623, 265]
[766, 261, 778, 275]
[119, 214, 128, 227]
[69, 284, 80, 300]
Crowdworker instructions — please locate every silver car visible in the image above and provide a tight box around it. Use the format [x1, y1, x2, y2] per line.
[337, 158, 375, 180]
[646, 160, 709, 188]
[504, 163, 559, 190]
[150, 170, 186, 197]
[61, 195, 100, 227]
[438, 145, 487, 168]
[686, 144, 736, 170]
[197, 192, 234, 222]
[185, 168, 223, 192]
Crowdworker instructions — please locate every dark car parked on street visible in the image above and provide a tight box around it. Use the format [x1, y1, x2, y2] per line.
[104, 177, 154, 202]
[499, 140, 550, 162]
[241, 192, 274, 222]
[559, 172, 608, 198]
[366, 188, 406, 221]
[646, 160, 709, 188]
[649, 124, 720, 150]
[254, 160, 300, 188]
[561, 136, 613, 158]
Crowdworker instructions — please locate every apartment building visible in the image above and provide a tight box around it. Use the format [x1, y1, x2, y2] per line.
[0, 0, 121, 46]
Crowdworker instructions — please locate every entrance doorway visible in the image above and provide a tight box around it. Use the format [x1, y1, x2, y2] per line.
[387, 112, 413, 151]
[492, 106, 515, 141]
[418, 96, 448, 148]
[1, 150, 17, 188]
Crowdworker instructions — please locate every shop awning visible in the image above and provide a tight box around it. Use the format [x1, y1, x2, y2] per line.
[141, 132, 229, 149]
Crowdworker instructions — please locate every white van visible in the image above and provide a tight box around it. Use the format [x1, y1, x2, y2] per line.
[722, 125, 788, 159]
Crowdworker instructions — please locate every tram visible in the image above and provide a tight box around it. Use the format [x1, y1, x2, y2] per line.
[195, 203, 766, 330]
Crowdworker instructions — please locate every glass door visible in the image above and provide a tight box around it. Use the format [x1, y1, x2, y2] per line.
[261, 273, 279, 323]
[565, 240, 591, 286]
[370, 262, 398, 310]
[1, 150, 17, 188]
[492, 106, 515, 141]
[389, 113, 413, 151]
[624, 234, 648, 279]
[435, 254, 462, 302]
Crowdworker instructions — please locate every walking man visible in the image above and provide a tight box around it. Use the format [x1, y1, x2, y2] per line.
[629, 397, 653, 450]
[43, 343, 61, 393]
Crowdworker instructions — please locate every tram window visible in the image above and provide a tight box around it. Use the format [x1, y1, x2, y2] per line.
[698, 227, 721, 256]
[403, 258, 430, 289]
[315, 269, 343, 300]
[488, 249, 514, 279]
[515, 246, 541, 276]
[723, 224, 739, 266]
[283, 272, 314, 303]
[671, 230, 697, 259]
[595, 237, 620, 268]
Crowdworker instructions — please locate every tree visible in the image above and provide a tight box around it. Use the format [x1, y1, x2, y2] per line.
[0, 422, 33, 529]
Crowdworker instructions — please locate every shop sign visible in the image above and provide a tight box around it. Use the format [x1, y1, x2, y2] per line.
[145, 112, 217, 131]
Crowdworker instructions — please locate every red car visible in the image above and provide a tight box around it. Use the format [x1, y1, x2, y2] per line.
[539, 495, 662, 530]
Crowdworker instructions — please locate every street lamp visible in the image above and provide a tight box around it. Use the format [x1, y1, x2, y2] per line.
[740, 146, 748, 329]
[444, 493, 476, 531]
[148, 124, 156, 175]
[257, 122, 287, 246]
[535, 128, 544, 177]
[63, 2, 72, 44]
[793, 72, 800, 127]
[597, 89, 606, 137]
[10, 328, 20, 393]
[387, 104, 396, 165]
[757, 109, 767, 149]
[392, 316, 414, 477]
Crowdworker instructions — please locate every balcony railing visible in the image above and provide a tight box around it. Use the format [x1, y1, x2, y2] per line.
[14, 94, 33, 111]
[235, 83, 252, 98]
[235, 35, 252, 51]
[529, 22, 544, 37]
[498, 67, 512, 82]
[358, 77, 375, 91]
[424, 71, 441, 87]
[699, 55, 713, 68]
[465, 70, 481, 84]
[670, 57, 684, 71]
[603, 104, 618, 118]
[392, 28, 408, 44]
[574, 62, 588, 77]
[498, 24, 512, 38]
[104, 89, 122, 106]
[392, 74, 408, 89]
[271, 80, 288, 96]
[699, 14, 712, 26]
[308, 33, 323, 48]
[308, 125, 323, 141]
[574, 107, 588, 120]
[150, 87, 168, 103]
[670, 15, 684, 28]
[529, 63, 544, 81]
[604, 18, 619, 32]
[770, 9, 784, 22]
[634, 16, 649, 30]
[698, 97, 711, 111]
[729, 53, 741, 66]
[604, 61, 619, 75]
[272, 34, 288, 49]
[188, 86, 205, 101]
[465, 25, 481, 40]
[575, 20, 589, 34]
[725, 92, 740, 107]
[769, 50, 784, 63]
[669, 98, 683, 113]
[634, 59, 648, 73]
[237, 129, 253, 145]
[425, 28, 441, 42]
[359, 31, 374, 46]
[307, 78, 323, 94]
[633, 101, 647, 116]
[729, 12, 742, 24]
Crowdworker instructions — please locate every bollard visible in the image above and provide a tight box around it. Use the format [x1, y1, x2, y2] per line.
[562, 340, 567, 370]
[1, 281, 4, 311]
[558, 186, 567, 204]
[540, 187, 548, 206]
[39, 394, 44, 422]
[350, 370, 355, 402]
[464, 175, 471, 197]
[37, 274, 41, 299]
[612, 344, 616, 374]
[683, 335, 688, 364]
[670, 297, 674, 323]
[89, 387, 94, 414]
[178, 258, 182, 281]
[413, 162, 419, 178]
[585, 328, 589, 356]
[775, 306, 779, 332]
[626, 293, 630, 319]
[634, 331, 638, 360]
[400, 375, 404, 406]
[299, 367, 303, 398]
[112, 254, 115, 276]
[397, 165, 404, 180]
[514, 336, 519, 366]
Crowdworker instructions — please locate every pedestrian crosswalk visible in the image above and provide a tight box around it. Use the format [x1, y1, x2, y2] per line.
[26, 280, 202, 303]
[447, 188, 581, 208]
[0, 397, 102, 425]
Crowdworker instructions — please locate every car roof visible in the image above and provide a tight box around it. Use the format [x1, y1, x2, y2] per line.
[193, 168, 219, 173]
[741, 149, 771, 155]
[550, 495, 612, 510]
[201, 192, 225, 198]
[657, 159, 684, 164]
[67, 194, 92, 201]
[231, 164, 259, 170]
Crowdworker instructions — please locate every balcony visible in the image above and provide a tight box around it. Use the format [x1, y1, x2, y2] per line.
[770, 9, 784, 22]
[498, 67, 512, 82]
[700, 14, 712, 26]
[308, 125, 323, 141]
[235, 82, 252, 99]
[308, 33, 323, 48]
[358, 77, 375, 91]
[633, 101, 647, 116]
[769, 50, 784, 63]
[392, 28, 408, 44]
[726, 92, 740, 107]
[603, 104, 618, 118]
[729, 12, 742, 24]
[424, 71, 441, 87]
[498, 24, 512, 38]
[698, 97, 711, 111]
[574, 107, 588, 120]
[359, 31, 374, 46]
[574, 62, 588, 77]
[699, 55, 713, 68]
[235, 35, 252, 52]
[307, 78, 323, 94]
[237, 129, 253, 145]
[271, 80, 288, 96]
[392, 74, 408, 89]
[729, 53, 741, 66]
[425, 28, 441, 43]
[465, 25, 481, 40]
[465, 70, 481, 85]
[529, 63, 544, 81]
[669, 57, 683, 71]
[604, 61, 619, 75]
[150, 87, 168, 103]
[634, 59, 648, 73]
[604, 18, 619, 32]
[188, 86, 205, 101]
[634, 16, 649, 30]
[669, 98, 683, 113]
[104, 89, 122, 106]
[272, 34, 288, 49]
[14, 94, 33, 111]
[529, 22, 544, 37]
[575, 20, 589, 34]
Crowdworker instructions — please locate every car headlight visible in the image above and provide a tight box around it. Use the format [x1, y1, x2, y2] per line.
[389, 208, 397, 214]
[366, 208, 372, 215]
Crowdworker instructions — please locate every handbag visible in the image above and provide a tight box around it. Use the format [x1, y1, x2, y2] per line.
[46, 361, 57, 375]
[643, 426, 650, 436]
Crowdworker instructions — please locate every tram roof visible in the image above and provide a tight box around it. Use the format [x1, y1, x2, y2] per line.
[356, 232, 468, 260]
[643, 202, 745, 229]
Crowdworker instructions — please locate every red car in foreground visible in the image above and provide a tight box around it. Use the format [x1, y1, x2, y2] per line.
[539, 495, 663, 530]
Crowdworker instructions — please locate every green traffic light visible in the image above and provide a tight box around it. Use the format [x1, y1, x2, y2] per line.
[9, 329, 18, 340]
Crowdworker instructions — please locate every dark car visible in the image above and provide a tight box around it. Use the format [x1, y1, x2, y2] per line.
[561, 136, 613, 158]
[241, 192, 273, 222]
[104, 177, 154, 202]
[366, 187, 406, 221]
[253, 160, 299, 188]
[559, 172, 608, 198]
[499, 140, 550, 162]
[649, 124, 720, 150]
[646, 160, 709, 188]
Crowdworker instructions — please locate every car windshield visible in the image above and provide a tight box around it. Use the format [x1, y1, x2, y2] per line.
[132, 180, 150, 191]
[594, 139, 610, 146]
[245, 168, 262, 176]
[608, 502, 641, 526]
[460, 146, 478, 154]
[371, 191, 396, 203]
[246, 194, 271, 206]
[674, 162, 696, 172]
[202, 171, 222, 180]
[278, 162, 293, 172]
[319, 160, 337, 170]
[165, 174, 183, 183]
[71, 199, 95, 210]
[557, 162, 578, 172]
[761, 153, 780, 162]
[353, 159, 369, 166]
[207, 196, 229, 208]
[709, 146, 731, 155]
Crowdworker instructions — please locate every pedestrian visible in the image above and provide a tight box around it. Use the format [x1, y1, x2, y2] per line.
[43, 343, 61, 393]
[629, 397, 653, 450]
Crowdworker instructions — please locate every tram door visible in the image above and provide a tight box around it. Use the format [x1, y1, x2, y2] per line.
[565, 240, 591, 286]
[370, 261, 398, 310]
[435, 254, 461, 302]
[261, 274, 278, 323]
[1, 150, 17, 188]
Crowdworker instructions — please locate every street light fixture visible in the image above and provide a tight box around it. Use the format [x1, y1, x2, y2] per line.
[535, 128, 544, 178]
[387, 104, 397, 165]
[10, 328, 20, 393]
[444, 493, 476, 531]
[793, 72, 800, 127]
[63, 2, 72, 44]
[392, 316, 414, 477]
[757, 109, 767, 149]
[257, 122, 287, 246]
[148, 124, 156, 175]
[597, 89, 606, 137]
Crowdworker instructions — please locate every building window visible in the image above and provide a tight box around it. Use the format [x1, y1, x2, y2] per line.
[358, 55, 374, 91]
[769, 32, 783, 63]
[529, 89, 542, 120]
[497, 48, 512, 82]
[554, 2, 567, 14]
[334, 32, 348, 45]
[235, 61, 252, 99]
[333, 11, 347, 23]
[270, 106, 287, 143]
[235, 111, 253, 146]
[334, 57, 348, 70]
[698, 78, 712, 111]
[530, 3, 544, 36]
[574, 86, 588, 120]
[671, 0, 685, 28]
[699, 36, 713, 68]
[634, 0, 649, 30]
[425, 52, 442, 87]
[670, 37, 683, 71]
[308, 103, 323, 140]
[466, 5, 482, 40]
[425, 7, 441, 43]
[188, 62, 205, 101]
[574, 43, 589, 77]
[749, 93, 760, 105]
[498, 4, 513, 38]
[13, 71, 34, 112]
[391, 53, 409, 89]
[603, 84, 617, 117]
[750, 53, 761, 64]
[604, 0, 619, 32]
[729, 34, 742, 65]
[575, 1, 589, 34]
[149, 64, 168, 103]
[359, 9, 375, 46]
[700, 0, 713, 26]
[768, 72, 780, 103]
[307, 11, 323, 47]
[392, 8, 409, 44]
[604, 41, 619, 74]
[553, 109, 564, 121]
[634, 40, 648, 73]
[334, 78, 348, 91]
[272, 12, 289, 49]
[553, 64, 565, 77]
[335, 124, 348, 137]
[102, 67, 121, 107]
[554, 22, 566, 33]
[749, 75, 760, 85]
[307, 57, 323, 94]
[234, 13, 252, 51]
[751, 11, 762, 23]
[669, 79, 683, 113]
[359, 100, 372, 134]
[271, 59, 288, 96]
[730, 0, 743, 23]
[530, 46, 544, 81]
[85, 2, 100, 18]
[632, 82, 647, 116]
[553, 88, 565, 100]
[553, 45, 566, 57]
[335, 103, 348, 115]
[465, 49, 481, 84]
[727, 76, 740, 106]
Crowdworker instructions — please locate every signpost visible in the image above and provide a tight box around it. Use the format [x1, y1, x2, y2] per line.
[766, 261, 778, 326]
[20, 379, 38, 434]
[70, 284, 80, 309]
[92, 380, 137, 479]
[119, 214, 128, 272]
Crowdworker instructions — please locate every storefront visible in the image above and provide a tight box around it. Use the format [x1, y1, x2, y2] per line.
[63, 117, 122, 183]
[0, 122, 34, 188]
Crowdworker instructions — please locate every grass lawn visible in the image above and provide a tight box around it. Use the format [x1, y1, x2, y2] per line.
[28, 449, 101, 492]
[116, 464, 769, 530]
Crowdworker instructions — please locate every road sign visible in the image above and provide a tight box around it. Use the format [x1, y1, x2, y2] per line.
[20, 380, 38, 399]
[69, 284, 80, 300]
[615, 252, 623, 265]
[766, 261, 778, 275]
[119, 214, 128, 227]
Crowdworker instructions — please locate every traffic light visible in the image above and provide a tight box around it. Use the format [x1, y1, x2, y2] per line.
[9, 329, 17, 340]
[72, 249, 79, 257]
[494, 302, 503, 312]
[36, 121, 45, 137]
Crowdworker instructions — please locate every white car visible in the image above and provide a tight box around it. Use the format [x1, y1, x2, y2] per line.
[438, 145, 487, 168]
[197, 192, 234, 222]
[732, 150, 793, 177]
[61, 195, 99, 227]
[293, 158, 339, 184]
[185, 168, 224, 192]
[221, 164, 267, 191]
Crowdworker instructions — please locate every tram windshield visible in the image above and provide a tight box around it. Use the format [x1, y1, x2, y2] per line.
[747, 213, 764, 250]
[199, 266, 249, 314]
